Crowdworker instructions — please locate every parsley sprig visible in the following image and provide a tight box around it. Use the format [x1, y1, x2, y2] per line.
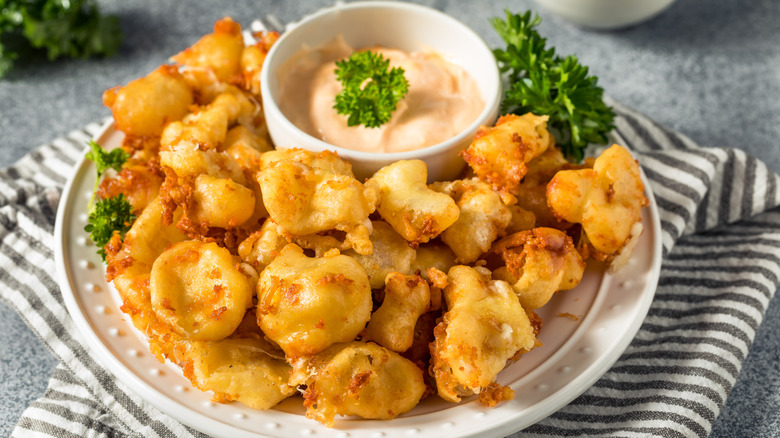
[85, 140, 128, 207]
[84, 194, 135, 261]
[333, 50, 409, 128]
[83, 140, 134, 261]
[0, 0, 123, 78]
[492, 10, 615, 162]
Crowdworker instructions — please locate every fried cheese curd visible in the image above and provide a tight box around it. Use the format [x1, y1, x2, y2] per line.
[547, 144, 648, 270]
[490, 228, 586, 310]
[256, 244, 372, 357]
[363, 273, 432, 352]
[431, 177, 512, 263]
[365, 159, 459, 244]
[150, 240, 253, 340]
[461, 113, 553, 204]
[97, 16, 649, 428]
[343, 221, 416, 289]
[514, 146, 577, 229]
[103, 65, 194, 138]
[257, 149, 378, 255]
[289, 342, 427, 427]
[430, 266, 536, 403]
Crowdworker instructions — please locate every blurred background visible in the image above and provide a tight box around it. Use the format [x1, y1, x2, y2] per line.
[1, 0, 778, 436]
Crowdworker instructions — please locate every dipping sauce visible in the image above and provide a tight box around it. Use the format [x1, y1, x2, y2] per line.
[277, 36, 485, 154]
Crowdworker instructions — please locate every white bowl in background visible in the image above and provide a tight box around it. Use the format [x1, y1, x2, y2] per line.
[260, 1, 501, 182]
[532, 0, 676, 29]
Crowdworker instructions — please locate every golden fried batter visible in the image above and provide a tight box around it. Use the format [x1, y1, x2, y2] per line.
[461, 113, 553, 204]
[431, 177, 511, 263]
[172, 17, 245, 82]
[237, 218, 288, 272]
[256, 244, 372, 357]
[365, 159, 459, 244]
[97, 162, 163, 214]
[106, 197, 188, 360]
[411, 242, 456, 280]
[189, 174, 256, 229]
[289, 342, 426, 427]
[240, 31, 279, 95]
[430, 266, 536, 403]
[150, 240, 253, 341]
[490, 228, 586, 310]
[224, 125, 272, 170]
[547, 144, 648, 269]
[514, 146, 573, 228]
[363, 273, 431, 352]
[344, 221, 416, 289]
[172, 337, 294, 410]
[258, 149, 378, 255]
[103, 65, 193, 138]
[505, 205, 536, 234]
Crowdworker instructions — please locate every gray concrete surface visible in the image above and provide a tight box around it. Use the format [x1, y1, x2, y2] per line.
[1, 0, 778, 436]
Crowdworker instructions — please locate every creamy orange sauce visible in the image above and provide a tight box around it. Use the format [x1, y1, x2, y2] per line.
[277, 36, 485, 154]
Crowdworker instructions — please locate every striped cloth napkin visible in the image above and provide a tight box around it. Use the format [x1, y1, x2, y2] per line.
[3, 101, 779, 438]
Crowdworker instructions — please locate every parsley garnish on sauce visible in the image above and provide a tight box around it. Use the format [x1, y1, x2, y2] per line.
[333, 50, 409, 128]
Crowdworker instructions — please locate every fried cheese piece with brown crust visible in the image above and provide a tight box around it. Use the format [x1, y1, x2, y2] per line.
[97, 162, 164, 215]
[430, 266, 536, 403]
[343, 221, 416, 289]
[505, 205, 536, 234]
[490, 228, 586, 310]
[257, 149, 378, 255]
[362, 273, 431, 352]
[240, 30, 280, 95]
[431, 177, 512, 263]
[105, 197, 189, 359]
[160, 92, 252, 153]
[365, 159, 459, 244]
[156, 89, 268, 237]
[149, 240, 253, 341]
[224, 125, 272, 170]
[158, 82, 261, 180]
[171, 17, 245, 83]
[461, 113, 553, 204]
[171, 336, 295, 410]
[152, 69, 268, 242]
[514, 146, 575, 228]
[411, 242, 456, 281]
[289, 342, 426, 427]
[103, 65, 194, 138]
[547, 144, 648, 270]
[256, 244, 372, 357]
[237, 218, 288, 273]
[158, 91, 256, 182]
[189, 173, 256, 229]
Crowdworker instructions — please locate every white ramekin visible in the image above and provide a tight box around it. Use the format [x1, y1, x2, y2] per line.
[260, 1, 501, 182]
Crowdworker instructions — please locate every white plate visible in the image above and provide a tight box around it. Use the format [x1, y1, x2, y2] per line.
[56, 121, 662, 438]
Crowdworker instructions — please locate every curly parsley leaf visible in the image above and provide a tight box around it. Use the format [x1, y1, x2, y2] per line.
[0, 0, 123, 78]
[491, 10, 615, 162]
[86, 139, 128, 178]
[84, 194, 135, 261]
[333, 50, 409, 128]
[85, 139, 128, 206]
[84, 141, 132, 261]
